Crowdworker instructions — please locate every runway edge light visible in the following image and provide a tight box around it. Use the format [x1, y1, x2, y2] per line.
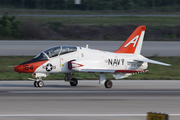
[147, 112, 168, 120]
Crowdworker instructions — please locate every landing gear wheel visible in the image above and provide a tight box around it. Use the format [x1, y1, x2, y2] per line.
[70, 78, 78, 86]
[37, 81, 44, 88]
[34, 81, 38, 87]
[104, 80, 113, 88]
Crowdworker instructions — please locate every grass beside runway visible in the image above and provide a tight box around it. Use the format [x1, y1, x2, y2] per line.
[0, 56, 179, 80]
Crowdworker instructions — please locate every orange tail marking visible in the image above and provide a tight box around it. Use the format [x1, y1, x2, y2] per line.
[114, 25, 146, 54]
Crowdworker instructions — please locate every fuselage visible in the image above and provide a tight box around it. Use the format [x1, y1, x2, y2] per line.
[13, 25, 170, 88]
[14, 45, 148, 78]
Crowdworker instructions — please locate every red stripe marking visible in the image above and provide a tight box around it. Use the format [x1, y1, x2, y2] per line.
[115, 70, 146, 73]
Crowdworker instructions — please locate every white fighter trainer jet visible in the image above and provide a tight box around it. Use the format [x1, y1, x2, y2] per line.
[14, 25, 170, 88]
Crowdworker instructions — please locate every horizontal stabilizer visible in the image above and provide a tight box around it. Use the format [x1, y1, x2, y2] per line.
[135, 59, 171, 66]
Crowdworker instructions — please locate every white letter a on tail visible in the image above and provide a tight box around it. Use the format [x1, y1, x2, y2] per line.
[124, 35, 139, 48]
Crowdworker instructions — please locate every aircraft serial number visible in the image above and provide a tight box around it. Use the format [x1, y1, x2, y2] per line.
[23, 65, 33, 70]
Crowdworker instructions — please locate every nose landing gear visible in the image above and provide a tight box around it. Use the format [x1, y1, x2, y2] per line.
[28, 78, 44, 88]
[34, 79, 44, 88]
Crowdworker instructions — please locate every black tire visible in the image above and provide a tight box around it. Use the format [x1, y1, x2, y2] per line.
[104, 80, 113, 88]
[38, 81, 44, 88]
[34, 81, 38, 87]
[70, 78, 78, 86]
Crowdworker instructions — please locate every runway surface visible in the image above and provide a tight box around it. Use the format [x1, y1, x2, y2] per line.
[0, 80, 180, 120]
[1, 40, 180, 56]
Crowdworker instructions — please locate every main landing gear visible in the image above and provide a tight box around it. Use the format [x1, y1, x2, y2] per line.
[34, 79, 44, 88]
[65, 73, 78, 87]
[70, 78, 78, 86]
[104, 80, 113, 88]
[65, 73, 113, 88]
[99, 73, 113, 88]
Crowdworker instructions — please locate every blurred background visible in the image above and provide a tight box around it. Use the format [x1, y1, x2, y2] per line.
[0, 0, 179, 40]
[0, 0, 179, 13]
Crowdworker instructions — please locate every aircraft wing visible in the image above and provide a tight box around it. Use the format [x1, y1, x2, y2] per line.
[135, 59, 171, 66]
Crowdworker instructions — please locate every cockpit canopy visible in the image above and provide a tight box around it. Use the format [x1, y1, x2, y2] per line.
[34, 46, 77, 61]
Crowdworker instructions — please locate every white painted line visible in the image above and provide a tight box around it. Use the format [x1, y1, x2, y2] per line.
[0, 114, 146, 117]
[0, 114, 180, 117]
[9, 90, 180, 94]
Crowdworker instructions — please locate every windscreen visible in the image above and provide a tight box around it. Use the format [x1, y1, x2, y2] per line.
[44, 46, 61, 58]
[34, 46, 77, 60]
[33, 52, 48, 61]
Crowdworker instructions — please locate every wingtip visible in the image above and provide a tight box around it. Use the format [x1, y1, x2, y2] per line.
[166, 64, 171, 66]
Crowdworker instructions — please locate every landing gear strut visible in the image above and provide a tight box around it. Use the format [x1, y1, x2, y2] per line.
[34, 79, 44, 88]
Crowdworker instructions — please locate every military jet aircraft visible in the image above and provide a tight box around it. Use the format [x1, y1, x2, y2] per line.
[14, 25, 170, 88]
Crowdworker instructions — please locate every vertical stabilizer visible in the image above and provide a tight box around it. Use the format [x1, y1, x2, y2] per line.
[114, 25, 146, 54]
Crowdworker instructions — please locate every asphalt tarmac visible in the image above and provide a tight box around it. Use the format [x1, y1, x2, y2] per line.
[0, 80, 180, 120]
[1, 40, 180, 56]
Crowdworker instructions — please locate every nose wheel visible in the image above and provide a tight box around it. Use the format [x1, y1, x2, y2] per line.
[34, 79, 44, 88]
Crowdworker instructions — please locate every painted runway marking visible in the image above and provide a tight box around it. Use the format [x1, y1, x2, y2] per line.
[0, 114, 180, 117]
[0, 114, 146, 117]
[9, 90, 180, 94]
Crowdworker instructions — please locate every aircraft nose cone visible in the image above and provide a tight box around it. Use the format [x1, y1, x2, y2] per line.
[14, 60, 48, 73]
[14, 65, 23, 73]
[14, 64, 33, 73]
[14, 64, 35, 73]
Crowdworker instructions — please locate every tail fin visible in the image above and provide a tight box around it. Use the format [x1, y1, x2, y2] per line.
[114, 25, 146, 54]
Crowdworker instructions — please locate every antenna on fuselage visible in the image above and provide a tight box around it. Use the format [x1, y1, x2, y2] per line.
[86, 44, 88, 48]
